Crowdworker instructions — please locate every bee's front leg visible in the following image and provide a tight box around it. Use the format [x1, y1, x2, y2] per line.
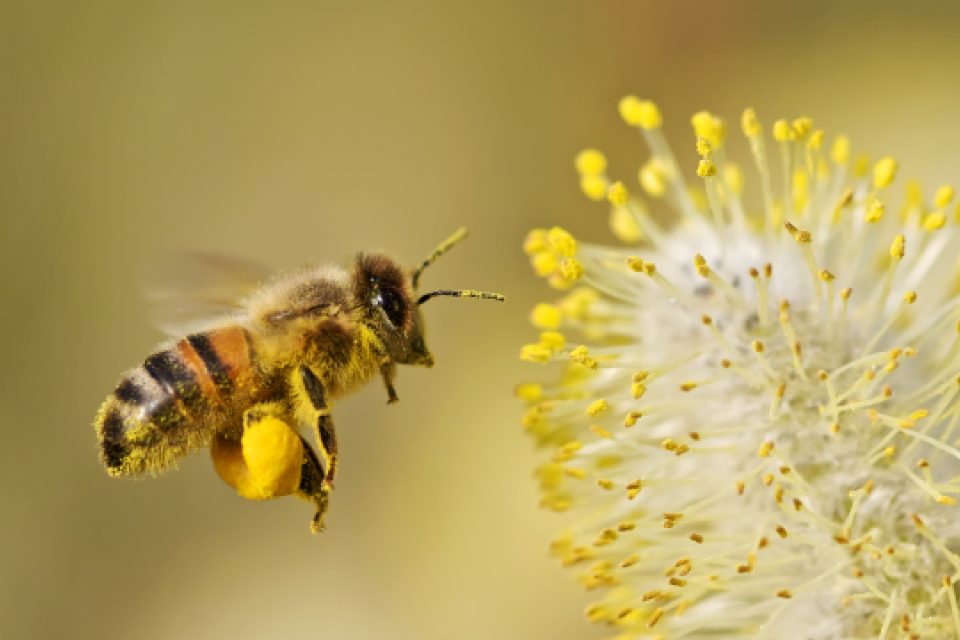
[298, 365, 339, 490]
[379, 358, 399, 404]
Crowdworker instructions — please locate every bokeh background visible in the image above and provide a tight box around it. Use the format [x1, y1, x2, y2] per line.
[3, 2, 960, 639]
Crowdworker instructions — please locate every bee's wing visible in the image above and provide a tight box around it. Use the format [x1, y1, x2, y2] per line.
[147, 252, 272, 336]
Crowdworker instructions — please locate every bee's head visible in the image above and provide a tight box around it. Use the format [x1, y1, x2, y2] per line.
[353, 252, 433, 367]
[352, 228, 504, 368]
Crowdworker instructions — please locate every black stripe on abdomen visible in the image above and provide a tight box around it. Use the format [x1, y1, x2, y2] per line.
[186, 333, 233, 395]
[142, 350, 207, 419]
[99, 404, 130, 471]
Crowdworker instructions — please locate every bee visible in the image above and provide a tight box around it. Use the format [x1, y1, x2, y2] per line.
[94, 228, 504, 533]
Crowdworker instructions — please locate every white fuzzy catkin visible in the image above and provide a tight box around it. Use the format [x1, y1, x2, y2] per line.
[519, 102, 960, 639]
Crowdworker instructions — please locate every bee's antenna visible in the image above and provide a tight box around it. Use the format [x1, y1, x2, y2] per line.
[417, 289, 506, 306]
[411, 227, 470, 290]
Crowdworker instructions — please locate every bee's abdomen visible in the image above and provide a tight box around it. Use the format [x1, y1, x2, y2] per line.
[95, 326, 254, 477]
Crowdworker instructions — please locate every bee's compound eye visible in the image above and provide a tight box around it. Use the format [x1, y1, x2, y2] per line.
[379, 288, 405, 328]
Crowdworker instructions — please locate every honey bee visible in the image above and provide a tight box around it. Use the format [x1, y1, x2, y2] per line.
[94, 228, 504, 533]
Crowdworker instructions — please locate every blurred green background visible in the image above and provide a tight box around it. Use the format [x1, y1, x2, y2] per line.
[3, 2, 960, 639]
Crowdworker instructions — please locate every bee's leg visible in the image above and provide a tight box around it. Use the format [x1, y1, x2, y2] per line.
[298, 365, 339, 489]
[379, 358, 399, 404]
[294, 436, 330, 534]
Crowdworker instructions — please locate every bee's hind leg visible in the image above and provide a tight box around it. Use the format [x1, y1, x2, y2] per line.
[298, 365, 340, 489]
[294, 437, 330, 534]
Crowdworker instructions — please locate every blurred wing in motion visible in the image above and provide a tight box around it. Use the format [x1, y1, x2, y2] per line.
[147, 252, 271, 336]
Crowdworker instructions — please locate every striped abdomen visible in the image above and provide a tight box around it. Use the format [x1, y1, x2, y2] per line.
[95, 325, 256, 477]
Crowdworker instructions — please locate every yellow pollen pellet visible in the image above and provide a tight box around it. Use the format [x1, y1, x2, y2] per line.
[680, 382, 697, 392]
[759, 537, 770, 549]
[776, 589, 793, 599]
[625, 256, 644, 272]
[642, 262, 657, 276]
[674, 444, 689, 456]
[575, 149, 607, 175]
[763, 474, 774, 486]
[590, 425, 612, 439]
[618, 522, 635, 532]
[884, 446, 897, 457]
[819, 270, 835, 282]
[690, 533, 704, 544]
[661, 439, 678, 452]
[627, 479, 642, 491]
[669, 578, 687, 587]
[586, 399, 608, 417]
[793, 498, 802, 511]
[911, 410, 930, 421]
[904, 291, 918, 304]
[741, 108, 761, 137]
[776, 526, 788, 538]
[564, 468, 586, 479]
[530, 303, 562, 329]
[624, 410, 642, 427]
[697, 159, 716, 177]
[627, 487, 641, 500]
[737, 481, 745, 495]
[616, 608, 633, 620]
[841, 288, 852, 300]
[752, 341, 765, 353]
[642, 589, 661, 601]
[737, 564, 753, 574]
[548, 227, 578, 257]
[874, 157, 898, 189]
[758, 441, 775, 457]
[631, 382, 647, 400]
[560, 258, 584, 280]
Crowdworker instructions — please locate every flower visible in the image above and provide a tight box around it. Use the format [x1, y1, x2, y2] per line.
[518, 98, 960, 638]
